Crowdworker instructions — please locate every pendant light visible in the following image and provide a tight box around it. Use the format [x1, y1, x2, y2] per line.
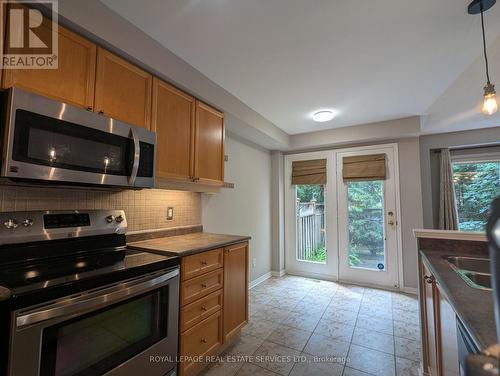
[468, 0, 497, 115]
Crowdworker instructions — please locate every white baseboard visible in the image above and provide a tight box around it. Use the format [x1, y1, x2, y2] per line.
[402, 286, 418, 295]
[249, 272, 272, 289]
[271, 269, 286, 277]
[286, 270, 338, 282]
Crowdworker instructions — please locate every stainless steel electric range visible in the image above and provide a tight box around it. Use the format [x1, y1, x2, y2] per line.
[0, 210, 179, 376]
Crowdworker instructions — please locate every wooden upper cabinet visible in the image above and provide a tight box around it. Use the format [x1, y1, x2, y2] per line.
[194, 101, 224, 185]
[152, 78, 195, 181]
[2, 20, 97, 110]
[223, 242, 248, 342]
[94, 48, 152, 129]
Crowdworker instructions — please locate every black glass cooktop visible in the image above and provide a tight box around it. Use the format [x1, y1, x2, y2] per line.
[0, 235, 179, 307]
[0, 248, 174, 294]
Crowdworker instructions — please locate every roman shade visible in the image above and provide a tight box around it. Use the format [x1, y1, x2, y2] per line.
[342, 154, 386, 181]
[291, 159, 327, 185]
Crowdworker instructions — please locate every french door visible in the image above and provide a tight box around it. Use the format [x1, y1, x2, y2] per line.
[337, 145, 401, 288]
[285, 144, 401, 289]
[285, 151, 338, 280]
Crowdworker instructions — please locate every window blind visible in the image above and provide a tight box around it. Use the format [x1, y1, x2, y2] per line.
[342, 154, 386, 181]
[291, 159, 327, 185]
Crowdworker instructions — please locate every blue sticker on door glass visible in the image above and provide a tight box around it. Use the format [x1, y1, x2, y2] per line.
[377, 263, 384, 270]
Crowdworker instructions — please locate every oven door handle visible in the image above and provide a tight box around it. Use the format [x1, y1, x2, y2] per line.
[16, 268, 179, 328]
[128, 127, 141, 185]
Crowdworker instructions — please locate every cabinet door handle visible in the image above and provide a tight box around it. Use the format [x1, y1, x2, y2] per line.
[201, 338, 207, 344]
[86, 106, 92, 111]
[98, 110, 104, 115]
[424, 275, 435, 284]
[201, 306, 207, 311]
[201, 283, 207, 288]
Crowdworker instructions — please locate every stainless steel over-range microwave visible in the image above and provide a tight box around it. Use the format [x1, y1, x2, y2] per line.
[0, 88, 156, 188]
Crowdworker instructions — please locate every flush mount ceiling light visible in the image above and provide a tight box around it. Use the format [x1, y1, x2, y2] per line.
[312, 110, 336, 122]
[468, 0, 498, 115]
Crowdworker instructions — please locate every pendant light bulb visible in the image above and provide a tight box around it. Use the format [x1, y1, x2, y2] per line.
[483, 83, 498, 115]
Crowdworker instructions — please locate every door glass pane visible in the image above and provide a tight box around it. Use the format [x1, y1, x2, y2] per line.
[347, 180, 385, 270]
[295, 184, 326, 263]
[452, 161, 500, 232]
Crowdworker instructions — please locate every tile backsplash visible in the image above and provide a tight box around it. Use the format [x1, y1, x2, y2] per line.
[0, 186, 201, 232]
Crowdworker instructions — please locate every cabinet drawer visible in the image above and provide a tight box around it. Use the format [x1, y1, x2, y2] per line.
[181, 269, 223, 306]
[181, 289, 222, 332]
[181, 248, 223, 281]
[180, 311, 222, 376]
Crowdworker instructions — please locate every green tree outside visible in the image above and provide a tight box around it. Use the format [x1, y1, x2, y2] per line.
[453, 162, 500, 232]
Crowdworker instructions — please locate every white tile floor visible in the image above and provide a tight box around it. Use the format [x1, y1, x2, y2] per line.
[201, 275, 421, 376]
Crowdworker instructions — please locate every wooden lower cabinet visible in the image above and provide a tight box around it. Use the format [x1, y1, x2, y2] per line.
[181, 290, 223, 332]
[181, 248, 223, 281]
[438, 285, 459, 376]
[179, 311, 223, 376]
[420, 258, 459, 376]
[180, 268, 223, 306]
[178, 242, 249, 376]
[223, 242, 249, 342]
[421, 261, 440, 376]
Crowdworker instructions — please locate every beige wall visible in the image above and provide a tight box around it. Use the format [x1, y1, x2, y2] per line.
[0, 186, 201, 232]
[397, 138, 424, 289]
[201, 135, 272, 283]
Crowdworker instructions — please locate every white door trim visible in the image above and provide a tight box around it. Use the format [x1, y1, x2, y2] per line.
[284, 151, 338, 280]
[334, 143, 403, 289]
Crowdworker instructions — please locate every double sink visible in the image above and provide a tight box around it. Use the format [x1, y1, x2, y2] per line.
[444, 256, 492, 291]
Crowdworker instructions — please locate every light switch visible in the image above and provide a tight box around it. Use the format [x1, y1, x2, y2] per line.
[167, 207, 174, 221]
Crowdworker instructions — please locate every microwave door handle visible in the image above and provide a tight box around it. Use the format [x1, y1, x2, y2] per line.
[128, 127, 140, 185]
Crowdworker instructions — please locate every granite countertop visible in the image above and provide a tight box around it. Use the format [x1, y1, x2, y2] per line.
[128, 232, 251, 257]
[420, 248, 495, 350]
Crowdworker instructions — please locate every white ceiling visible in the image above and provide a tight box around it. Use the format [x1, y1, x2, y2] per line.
[102, 0, 500, 135]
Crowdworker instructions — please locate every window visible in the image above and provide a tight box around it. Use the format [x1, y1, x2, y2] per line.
[452, 160, 500, 232]
[347, 180, 385, 269]
[295, 184, 326, 263]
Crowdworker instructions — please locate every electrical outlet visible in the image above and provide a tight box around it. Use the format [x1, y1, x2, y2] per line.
[166, 207, 174, 221]
[252, 258, 256, 268]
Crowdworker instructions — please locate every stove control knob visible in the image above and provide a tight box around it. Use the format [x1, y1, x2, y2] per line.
[105, 215, 115, 223]
[4, 219, 18, 229]
[22, 218, 34, 227]
[115, 215, 124, 223]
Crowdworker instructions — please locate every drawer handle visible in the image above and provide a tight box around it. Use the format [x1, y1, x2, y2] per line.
[201, 260, 208, 266]
[201, 283, 207, 288]
[201, 338, 207, 344]
[201, 306, 207, 311]
[424, 275, 435, 284]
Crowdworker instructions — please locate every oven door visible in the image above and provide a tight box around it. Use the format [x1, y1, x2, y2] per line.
[2, 88, 156, 188]
[8, 268, 179, 376]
